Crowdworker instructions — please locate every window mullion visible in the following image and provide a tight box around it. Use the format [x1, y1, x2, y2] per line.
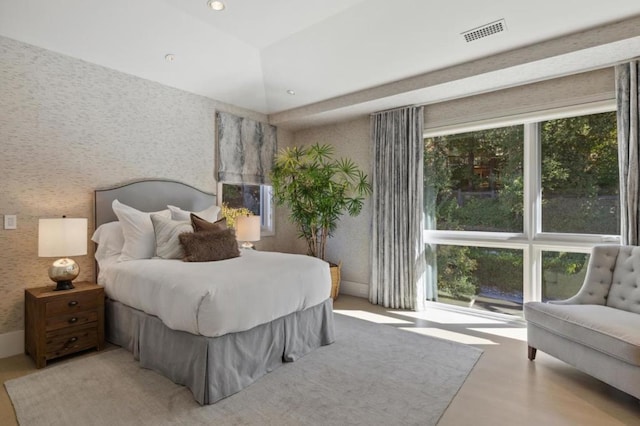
[523, 122, 541, 302]
[523, 122, 540, 241]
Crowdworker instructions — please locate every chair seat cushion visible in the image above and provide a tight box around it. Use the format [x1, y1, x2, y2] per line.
[524, 302, 640, 366]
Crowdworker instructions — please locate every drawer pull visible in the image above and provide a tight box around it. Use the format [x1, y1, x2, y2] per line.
[68, 337, 78, 343]
[68, 301, 78, 307]
[68, 317, 78, 324]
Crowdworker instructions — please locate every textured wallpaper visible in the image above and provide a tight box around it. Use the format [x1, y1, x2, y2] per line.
[0, 36, 269, 335]
[292, 117, 373, 288]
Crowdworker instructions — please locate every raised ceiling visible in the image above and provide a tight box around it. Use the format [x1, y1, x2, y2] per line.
[1, 0, 640, 129]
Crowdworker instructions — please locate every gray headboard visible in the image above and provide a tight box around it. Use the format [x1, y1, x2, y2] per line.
[94, 180, 216, 228]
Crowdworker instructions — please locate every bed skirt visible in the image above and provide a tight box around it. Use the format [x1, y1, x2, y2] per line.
[105, 298, 335, 405]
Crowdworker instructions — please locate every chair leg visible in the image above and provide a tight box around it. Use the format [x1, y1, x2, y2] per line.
[528, 345, 537, 360]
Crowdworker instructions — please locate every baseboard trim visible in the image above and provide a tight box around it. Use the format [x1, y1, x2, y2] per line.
[0, 330, 24, 359]
[340, 280, 369, 299]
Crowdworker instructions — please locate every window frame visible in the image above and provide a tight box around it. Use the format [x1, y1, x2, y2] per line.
[423, 100, 620, 303]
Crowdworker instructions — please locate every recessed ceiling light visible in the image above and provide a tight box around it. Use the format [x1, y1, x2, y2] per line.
[164, 54, 176, 62]
[286, 89, 296, 95]
[207, 0, 225, 11]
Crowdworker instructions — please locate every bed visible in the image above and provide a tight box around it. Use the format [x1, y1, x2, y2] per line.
[93, 179, 335, 404]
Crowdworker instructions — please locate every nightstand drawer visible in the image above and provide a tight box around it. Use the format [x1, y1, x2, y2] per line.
[45, 310, 98, 332]
[45, 324, 98, 359]
[45, 292, 98, 316]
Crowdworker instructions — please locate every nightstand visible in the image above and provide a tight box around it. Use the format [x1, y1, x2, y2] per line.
[25, 281, 104, 368]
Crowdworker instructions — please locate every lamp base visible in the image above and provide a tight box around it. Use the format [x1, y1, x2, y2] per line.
[240, 242, 255, 250]
[48, 258, 80, 291]
[54, 280, 75, 291]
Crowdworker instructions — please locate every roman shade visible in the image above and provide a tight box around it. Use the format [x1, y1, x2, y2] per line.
[216, 112, 277, 185]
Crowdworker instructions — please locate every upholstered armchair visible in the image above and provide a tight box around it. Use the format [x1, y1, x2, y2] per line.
[524, 245, 640, 399]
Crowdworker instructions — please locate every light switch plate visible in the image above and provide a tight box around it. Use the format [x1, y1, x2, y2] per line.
[4, 215, 17, 230]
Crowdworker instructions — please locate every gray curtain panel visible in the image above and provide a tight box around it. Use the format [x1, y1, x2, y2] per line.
[616, 61, 640, 245]
[217, 112, 277, 185]
[370, 106, 426, 310]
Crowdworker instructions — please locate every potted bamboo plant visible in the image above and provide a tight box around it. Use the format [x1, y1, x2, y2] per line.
[270, 143, 372, 299]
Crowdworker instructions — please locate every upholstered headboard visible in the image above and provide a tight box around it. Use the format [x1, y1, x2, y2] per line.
[94, 179, 216, 228]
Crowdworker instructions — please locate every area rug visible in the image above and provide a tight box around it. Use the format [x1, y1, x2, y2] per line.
[5, 314, 482, 426]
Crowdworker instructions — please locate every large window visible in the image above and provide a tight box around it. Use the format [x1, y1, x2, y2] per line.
[425, 125, 523, 233]
[540, 113, 619, 234]
[424, 108, 619, 315]
[220, 183, 274, 235]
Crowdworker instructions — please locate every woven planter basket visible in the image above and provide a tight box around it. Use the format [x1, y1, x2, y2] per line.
[330, 262, 341, 300]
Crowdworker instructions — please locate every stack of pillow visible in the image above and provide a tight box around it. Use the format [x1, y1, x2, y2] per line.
[92, 200, 241, 266]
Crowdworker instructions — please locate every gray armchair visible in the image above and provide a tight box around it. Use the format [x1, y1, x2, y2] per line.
[524, 245, 640, 399]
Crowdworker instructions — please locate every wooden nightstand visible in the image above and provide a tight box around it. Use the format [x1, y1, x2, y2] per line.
[25, 281, 104, 368]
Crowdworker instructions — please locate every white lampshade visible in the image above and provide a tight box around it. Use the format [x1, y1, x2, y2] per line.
[235, 215, 261, 242]
[38, 218, 88, 257]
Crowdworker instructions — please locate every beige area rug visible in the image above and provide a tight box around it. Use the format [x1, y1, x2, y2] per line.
[6, 314, 482, 426]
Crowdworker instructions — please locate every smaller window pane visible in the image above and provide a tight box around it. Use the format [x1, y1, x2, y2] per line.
[542, 251, 589, 302]
[221, 183, 261, 215]
[434, 245, 523, 316]
[221, 183, 274, 233]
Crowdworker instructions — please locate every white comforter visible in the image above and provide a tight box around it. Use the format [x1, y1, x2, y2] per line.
[99, 250, 331, 337]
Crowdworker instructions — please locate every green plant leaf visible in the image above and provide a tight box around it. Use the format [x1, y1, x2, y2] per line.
[269, 143, 371, 260]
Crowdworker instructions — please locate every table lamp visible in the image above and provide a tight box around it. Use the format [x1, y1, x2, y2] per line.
[38, 217, 88, 291]
[235, 215, 261, 249]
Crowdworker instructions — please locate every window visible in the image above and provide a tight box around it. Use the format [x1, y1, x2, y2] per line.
[424, 108, 619, 315]
[219, 183, 274, 235]
[542, 251, 589, 302]
[425, 125, 523, 233]
[436, 245, 523, 316]
[540, 112, 619, 234]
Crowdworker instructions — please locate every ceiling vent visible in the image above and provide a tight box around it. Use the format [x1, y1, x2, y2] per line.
[462, 19, 506, 43]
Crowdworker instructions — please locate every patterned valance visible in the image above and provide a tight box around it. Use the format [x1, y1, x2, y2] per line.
[216, 112, 277, 185]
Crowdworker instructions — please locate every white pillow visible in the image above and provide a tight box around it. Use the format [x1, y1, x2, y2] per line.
[168, 204, 220, 222]
[150, 214, 193, 259]
[112, 199, 170, 261]
[92, 221, 125, 267]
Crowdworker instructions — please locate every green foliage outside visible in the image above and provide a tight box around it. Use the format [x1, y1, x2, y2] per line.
[436, 245, 477, 299]
[222, 183, 261, 215]
[425, 112, 618, 300]
[541, 112, 619, 234]
[542, 252, 590, 301]
[471, 248, 523, 297]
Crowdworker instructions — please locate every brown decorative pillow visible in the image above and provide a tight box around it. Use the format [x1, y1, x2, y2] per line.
[190, 213, 228, 232]
[179, 228, 240, 262]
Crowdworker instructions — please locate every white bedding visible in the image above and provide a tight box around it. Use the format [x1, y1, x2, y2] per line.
[99, 250, 331, 337]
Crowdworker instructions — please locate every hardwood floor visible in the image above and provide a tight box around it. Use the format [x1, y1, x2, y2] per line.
[2, 295, 639, 425]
